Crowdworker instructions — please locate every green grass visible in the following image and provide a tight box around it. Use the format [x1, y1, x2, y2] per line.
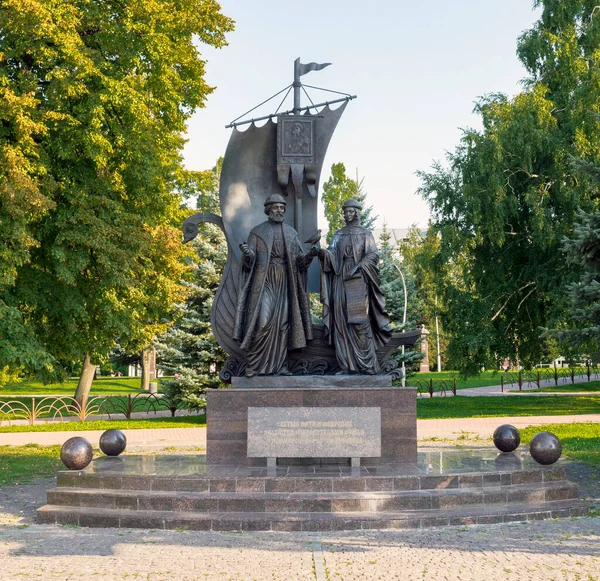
[0, 444, 63, 486]
[0, 415, 206, 433]
[0, 376, 163, 395]
[417, 395, 600, 419]
[520, 422, 600, 465]
[407, 370, 505, 390]
[520, 380, 600, 393]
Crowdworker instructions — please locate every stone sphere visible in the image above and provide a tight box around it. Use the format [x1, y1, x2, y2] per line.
[60, 437, 93, 470]
[529, 431, 562, 465]
[99, 429, 127, 456]
[493, 424, 521, 453]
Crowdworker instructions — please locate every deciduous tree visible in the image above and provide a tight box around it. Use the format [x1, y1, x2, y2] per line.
[0, 0, 234, 400]
[418, 0, 600, 373]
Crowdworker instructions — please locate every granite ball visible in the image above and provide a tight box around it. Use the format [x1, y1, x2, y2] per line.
[493, 424, 521, 453]
[99, 429, 127, 456]
[529, 431, 562, 465]
[60, 436, 93, 470]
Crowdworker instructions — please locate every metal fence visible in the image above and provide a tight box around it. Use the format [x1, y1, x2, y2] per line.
[0, 393, 186, 426]
[500, 365, 600, 392]
[406, 364, 600, 397]
[408, 379, 457, 398]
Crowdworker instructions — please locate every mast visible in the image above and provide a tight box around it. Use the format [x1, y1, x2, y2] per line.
[293, 58, 302, 115]
[293, 58, 302, 233]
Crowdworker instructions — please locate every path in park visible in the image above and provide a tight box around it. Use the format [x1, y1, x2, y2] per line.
[3, 413, 600, 448]
[2, 398, 600, 579]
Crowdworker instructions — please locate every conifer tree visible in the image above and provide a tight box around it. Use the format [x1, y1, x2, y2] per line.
[155, 165, 227, 409]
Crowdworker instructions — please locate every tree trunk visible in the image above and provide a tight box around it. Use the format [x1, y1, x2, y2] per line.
[74, 352, 96, 406]
[141, 347, 152, 391]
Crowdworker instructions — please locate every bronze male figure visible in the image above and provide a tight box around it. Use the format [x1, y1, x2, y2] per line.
[233, 194, 316, 377]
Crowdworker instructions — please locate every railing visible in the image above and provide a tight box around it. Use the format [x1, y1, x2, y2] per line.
[500, 365, 600, 392]
[0, 393, 188, 426]
[408, 379, 457, 398]
[406, 364, 600, 397]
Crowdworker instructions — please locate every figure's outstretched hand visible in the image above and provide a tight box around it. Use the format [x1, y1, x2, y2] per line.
[239, 242, 251, 256]
[308, 246, 319, 258]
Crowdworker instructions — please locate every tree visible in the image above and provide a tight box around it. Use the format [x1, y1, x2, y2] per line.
[0, 1, 234, 401]
[417, 0, 600, 374]
[378, 223, 423, 374]
[321, 162, 375, 243]
[398, 225, 449, 370]
[551, 157, 600, 360]
[156, 164, 227, 409]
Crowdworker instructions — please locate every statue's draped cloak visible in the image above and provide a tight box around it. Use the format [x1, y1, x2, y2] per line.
[234, 222, 313, 373]
[320, 225, 391, 372]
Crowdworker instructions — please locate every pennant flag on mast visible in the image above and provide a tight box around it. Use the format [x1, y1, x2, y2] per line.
[298, 61, 331, 76]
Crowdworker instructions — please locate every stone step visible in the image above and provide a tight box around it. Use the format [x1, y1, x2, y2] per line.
[55, 465, 568, 494]
[46, 480, 578, 514]
[37, 498, 590, 531]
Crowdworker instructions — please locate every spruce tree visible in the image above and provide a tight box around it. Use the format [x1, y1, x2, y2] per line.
[155, 166, 227, 409]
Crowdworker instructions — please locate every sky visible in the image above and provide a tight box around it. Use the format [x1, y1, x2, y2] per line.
[183, 0, 542, 229]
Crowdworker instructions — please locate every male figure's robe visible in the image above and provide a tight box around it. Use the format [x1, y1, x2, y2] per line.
[233, 220, 313, 375]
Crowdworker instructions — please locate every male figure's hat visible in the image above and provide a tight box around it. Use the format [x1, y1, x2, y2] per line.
[264, 193, 287, 207]
[343, 199, 362, 210]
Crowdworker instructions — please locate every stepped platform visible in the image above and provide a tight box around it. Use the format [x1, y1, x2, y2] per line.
[37, 449, 588, 531]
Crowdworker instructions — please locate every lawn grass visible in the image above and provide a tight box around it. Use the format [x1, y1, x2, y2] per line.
[407, 370, 505, 390]
[417, 395, 600, 419]
[0, 415, 206, 433]
[521, 380, 600, 393]
[0, 376, 162, 395]
[520, 422, 600, 465]
[0, 444, 63, 486]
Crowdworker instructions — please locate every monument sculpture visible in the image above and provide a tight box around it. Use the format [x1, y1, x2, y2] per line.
[233, 193, 316, 377]
[182, 58, 419, 379]
[318, 199, 392, 375]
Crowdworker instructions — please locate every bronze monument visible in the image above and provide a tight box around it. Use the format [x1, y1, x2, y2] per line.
[182, 59, 418, 379]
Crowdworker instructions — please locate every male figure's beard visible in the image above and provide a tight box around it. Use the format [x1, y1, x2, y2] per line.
[269, 214, 285, 223]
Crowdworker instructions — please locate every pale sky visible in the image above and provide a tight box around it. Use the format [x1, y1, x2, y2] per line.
[183, 0, 541, 229]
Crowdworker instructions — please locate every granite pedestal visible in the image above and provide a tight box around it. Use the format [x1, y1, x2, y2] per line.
[206, 376, 417, 466]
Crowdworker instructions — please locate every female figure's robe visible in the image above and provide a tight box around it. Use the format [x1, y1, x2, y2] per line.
[320, 225, 391, 374]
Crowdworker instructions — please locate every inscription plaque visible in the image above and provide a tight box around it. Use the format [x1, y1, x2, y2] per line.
[247, 407, 381, 458]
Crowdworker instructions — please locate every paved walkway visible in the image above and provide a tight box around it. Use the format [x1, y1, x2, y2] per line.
[3, 408, 600, 579]
[3, 413, 600, 448]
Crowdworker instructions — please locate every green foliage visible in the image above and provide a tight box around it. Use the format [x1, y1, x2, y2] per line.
[378, 223, 423, 372]
[399, 224, 449, 369]
[156, 163, 228, 409]
[321, 162, 375, 243]
[552, 199, 600, 358]
[0, 1, 234, 381]
[418, 1, 600, 374]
